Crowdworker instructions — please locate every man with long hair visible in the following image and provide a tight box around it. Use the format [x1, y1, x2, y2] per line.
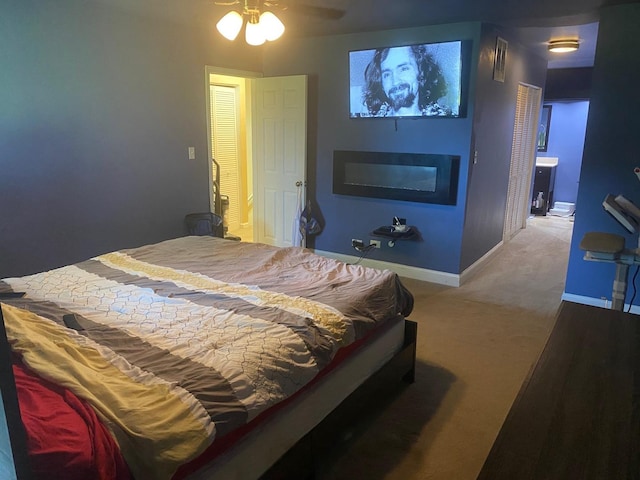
[361, 45, 450, 117]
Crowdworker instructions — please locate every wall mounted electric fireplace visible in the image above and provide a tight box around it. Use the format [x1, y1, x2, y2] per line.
[333, 150, 460, 205]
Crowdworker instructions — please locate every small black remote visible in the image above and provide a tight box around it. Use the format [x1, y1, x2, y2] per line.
[63, 313, 85, 331]
[0, 292, 26, 298]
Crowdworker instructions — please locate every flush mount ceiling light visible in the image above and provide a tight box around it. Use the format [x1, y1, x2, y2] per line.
[216, 0, 285, 46]
[548, 39, 580, 53]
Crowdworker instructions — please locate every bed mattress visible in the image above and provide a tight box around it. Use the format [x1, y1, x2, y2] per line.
[0, 236, 413, 479]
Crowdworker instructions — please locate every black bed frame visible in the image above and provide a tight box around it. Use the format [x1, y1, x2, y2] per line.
[262, 319, 418, 479]
[0, 296, 416, 480]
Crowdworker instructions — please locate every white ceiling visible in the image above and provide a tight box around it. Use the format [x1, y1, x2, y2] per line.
[516, 21, 599, 69]
[86, 0, 636, 68]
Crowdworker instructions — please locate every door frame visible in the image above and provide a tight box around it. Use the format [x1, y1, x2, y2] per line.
[204, 67, 308, 247]
[205, 66, 262, 240]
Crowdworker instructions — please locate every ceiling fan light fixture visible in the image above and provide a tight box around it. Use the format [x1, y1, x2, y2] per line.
[259, 11, 285, 42]
[548, 39, 580, 53]
[216, 10, 243, 41]
[245, 16, 266, 46]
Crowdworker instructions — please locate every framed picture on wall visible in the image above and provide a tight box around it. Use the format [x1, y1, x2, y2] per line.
[493, 37, 507, 82]
[538, 104, 552, 152]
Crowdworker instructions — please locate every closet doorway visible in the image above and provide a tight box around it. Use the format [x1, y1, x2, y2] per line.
[208, 71, 253, 241]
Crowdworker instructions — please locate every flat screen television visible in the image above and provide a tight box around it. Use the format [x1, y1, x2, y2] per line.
[349, 40, 467, 119]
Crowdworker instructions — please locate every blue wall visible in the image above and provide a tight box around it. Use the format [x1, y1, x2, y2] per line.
[0, 0, 569, 283]
[461, 24, 547, 270]
[263, 24, 480, 274]
[565, 3, 640, 304]
[0, 0, 261, 277]
[263, 24, 547, 275]
[538, 101, 588, 207]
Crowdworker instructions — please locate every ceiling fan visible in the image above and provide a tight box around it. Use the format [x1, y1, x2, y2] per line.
[214, 0, 345, 45]
[215, 0, 346, 20]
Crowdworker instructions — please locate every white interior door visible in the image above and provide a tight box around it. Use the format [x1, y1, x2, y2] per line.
[253, 75, 307, 247]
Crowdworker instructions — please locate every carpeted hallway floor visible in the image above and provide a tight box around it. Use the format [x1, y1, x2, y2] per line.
[319, 215, 574, 480]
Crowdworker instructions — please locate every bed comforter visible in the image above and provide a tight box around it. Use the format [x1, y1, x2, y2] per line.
[0, 236, 413, 480]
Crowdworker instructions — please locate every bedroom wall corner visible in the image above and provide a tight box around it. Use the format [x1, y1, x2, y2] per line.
[459, 23, 548, 273]
[0, 0, 262, 277]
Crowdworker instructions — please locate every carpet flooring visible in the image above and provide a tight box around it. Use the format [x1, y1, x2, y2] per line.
[319, 215, 574, 480]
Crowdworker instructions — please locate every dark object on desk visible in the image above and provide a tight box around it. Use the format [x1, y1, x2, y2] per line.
[477, 301, 640, 480]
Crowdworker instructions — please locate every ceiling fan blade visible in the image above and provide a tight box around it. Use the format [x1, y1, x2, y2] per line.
[265, 1, 346, 20]
[287, 4, 345, 20]
[214, 0, 240, 6]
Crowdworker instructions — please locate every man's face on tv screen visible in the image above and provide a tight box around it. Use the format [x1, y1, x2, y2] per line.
[380, 46, 419, 111]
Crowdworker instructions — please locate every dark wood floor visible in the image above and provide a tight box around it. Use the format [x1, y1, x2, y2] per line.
[477, 301, 640, 480]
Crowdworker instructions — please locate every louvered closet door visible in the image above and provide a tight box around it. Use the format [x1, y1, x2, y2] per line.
[503, 83, 542, 241]
[210, 85, 241, 231]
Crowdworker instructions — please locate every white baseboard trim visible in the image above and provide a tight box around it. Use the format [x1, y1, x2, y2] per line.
[561, 293, 609, 308]
[312, 249, 461, 287]
[459, 240, 504, 285]
[561, 292, 640, 314]
[313, 240, 504, 288]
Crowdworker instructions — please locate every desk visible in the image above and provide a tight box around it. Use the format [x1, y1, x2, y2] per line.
[477, 301, 640, 480]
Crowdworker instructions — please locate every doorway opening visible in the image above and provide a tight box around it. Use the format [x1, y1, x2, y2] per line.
[206, 69, 257, 242]
[205, 68, 308, 248]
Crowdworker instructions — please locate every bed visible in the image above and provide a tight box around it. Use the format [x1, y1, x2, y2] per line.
[0, 235, 416, 479]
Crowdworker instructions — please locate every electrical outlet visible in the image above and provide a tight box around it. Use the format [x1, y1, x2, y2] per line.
[351, 239, 364, 248]
[370, 239, 381, 249]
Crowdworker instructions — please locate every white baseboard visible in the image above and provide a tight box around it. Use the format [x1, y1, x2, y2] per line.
[459, 240, 504, 285]
[312, 250, 461, 287]
[561, 293, 609, 308]
[315, 247, 640, 313]
[561, 292, 640, 314]
[313, 240, 504, 288]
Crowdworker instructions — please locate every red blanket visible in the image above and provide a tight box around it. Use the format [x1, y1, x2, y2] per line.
[13, 361, 132, 480]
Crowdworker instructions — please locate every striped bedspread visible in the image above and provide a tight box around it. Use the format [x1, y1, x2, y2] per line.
[0, 236, 413, 479]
